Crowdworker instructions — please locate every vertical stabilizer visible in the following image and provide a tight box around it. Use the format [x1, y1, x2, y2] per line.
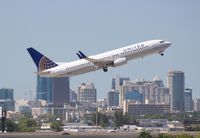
[27, 47, 58, 71]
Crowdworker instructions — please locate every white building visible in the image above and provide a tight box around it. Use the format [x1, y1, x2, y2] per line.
[32, 107, 45, 118]
[77, 82, 97, 103]
[193, 99, 200, 111]
[119, 76, 170, 107]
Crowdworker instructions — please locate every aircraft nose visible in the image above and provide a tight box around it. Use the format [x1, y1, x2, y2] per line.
[165, 41, 171, 46]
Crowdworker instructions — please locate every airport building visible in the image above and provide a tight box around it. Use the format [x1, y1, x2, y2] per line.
[168, 70, 185, 112]
[0, 88, 15, 111]
[139, 119, 168, 127]
[124, 102, 170, 115]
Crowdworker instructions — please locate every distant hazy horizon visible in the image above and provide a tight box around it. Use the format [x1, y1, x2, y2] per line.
[0, 0, 200, 100]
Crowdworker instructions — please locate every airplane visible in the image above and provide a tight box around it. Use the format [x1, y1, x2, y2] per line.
[27, 39, 171, 77]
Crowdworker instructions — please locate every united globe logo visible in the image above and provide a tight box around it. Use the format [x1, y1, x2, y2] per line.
[39, 56, 57, 71]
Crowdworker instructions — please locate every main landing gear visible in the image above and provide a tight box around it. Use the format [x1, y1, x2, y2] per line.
[160, 53, 164, 56]
[103, 67, 108, 72]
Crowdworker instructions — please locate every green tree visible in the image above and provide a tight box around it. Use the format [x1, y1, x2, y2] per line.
[176, 134, 193, 138]
[195, 135, 200, 138]
[0, 119, 17, 132]
[50, 122, 63, 132]
[5, 119, 17, 132]
[99, 113, 109, 127]
[139, 130, 152, 138]
[40, 114, 62, 122]
[17, 117, 38, 132]
[158, 133, 173, 138]
[91, 112, 109, 127]
[114, 111, 129, 128]
[158, 133, 193, 138]
[127, 115, 138, 125]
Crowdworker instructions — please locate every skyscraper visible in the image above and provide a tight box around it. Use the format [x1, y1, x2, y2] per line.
[125, 90, 143, 104]
[108, 90, 119, 106]
[69, 89, 77, 103]
[184, 88, 193, 112]
[119, 76, 170, 106]
[0, 88, 15, 111]
[111, 75, 130, 91]
[167, 70, 185, 112]
[52, 77, 70, 106]
[77, 82, 97, 103]
[37, 76, 52, 103]
[37, 76, 70, 107]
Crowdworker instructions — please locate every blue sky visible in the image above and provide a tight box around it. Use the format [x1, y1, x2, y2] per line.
[0, 0, 200, 99]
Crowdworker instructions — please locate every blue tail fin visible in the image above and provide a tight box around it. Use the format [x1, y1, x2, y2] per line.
[27, 47, 58, 71]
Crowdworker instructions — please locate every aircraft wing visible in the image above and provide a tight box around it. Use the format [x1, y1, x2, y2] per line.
[77, 51, 113, 68]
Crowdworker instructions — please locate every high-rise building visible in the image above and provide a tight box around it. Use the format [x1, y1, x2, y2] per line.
[37, 76, 52, 102]
[184, 88, 193, 112]
[52, 77, 70, 106]
[193, 99, 200, 112]
[125, 90, 143, 104]
[37, 76, 70, 107]
[108, 90, 119, 106]
[157, 87, 170, 105]
[119, 76, 170, 107]
[0, 88, 15, 111]
[19, 105, 31, 116]
[77, 82, 97, 103]
[69, 89, 77, 103]
[97, 98, 107, 108]
[111, 75, 130, 91]
[120, 80, 135, 106]
[167, 70, 185, 112]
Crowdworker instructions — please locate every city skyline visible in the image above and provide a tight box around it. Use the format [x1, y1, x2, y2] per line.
[1, 72, 200, 113]
[1, 71, 197, 101]
[0, 1, 200, 99]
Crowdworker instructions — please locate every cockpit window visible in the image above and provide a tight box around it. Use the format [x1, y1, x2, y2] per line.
[160, 40, 165, 43]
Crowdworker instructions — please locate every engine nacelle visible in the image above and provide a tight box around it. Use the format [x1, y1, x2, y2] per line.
[113, 57, 127, 67]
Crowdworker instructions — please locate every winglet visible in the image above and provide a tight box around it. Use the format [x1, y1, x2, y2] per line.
[78, 51, 87, 58]
[76, 53, 84, 59]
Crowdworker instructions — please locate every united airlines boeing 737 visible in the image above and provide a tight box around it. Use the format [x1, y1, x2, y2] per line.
[27, 40, 171, 77]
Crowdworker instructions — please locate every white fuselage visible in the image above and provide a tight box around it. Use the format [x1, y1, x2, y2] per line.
[41, 40, 171, 77]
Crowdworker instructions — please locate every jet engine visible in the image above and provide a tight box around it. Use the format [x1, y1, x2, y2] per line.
[113, 57, 127, 67]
